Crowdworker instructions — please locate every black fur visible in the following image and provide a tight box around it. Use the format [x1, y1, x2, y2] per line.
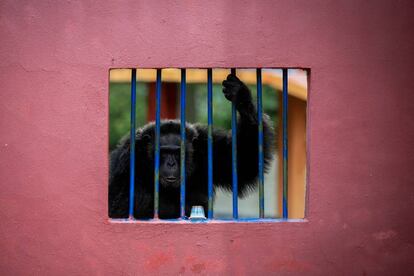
[109, 74, 274, 219]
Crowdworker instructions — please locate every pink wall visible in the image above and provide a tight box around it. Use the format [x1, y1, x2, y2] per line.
[1, 1, 413, 275]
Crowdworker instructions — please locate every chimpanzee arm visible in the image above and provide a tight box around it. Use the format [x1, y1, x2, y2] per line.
[108, 136, 131, 218]
[210, 74, 275, 196]
[108, 132, 155, 219]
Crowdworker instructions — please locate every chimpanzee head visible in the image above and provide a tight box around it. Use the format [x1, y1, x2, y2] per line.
[139, 120, 197, 189]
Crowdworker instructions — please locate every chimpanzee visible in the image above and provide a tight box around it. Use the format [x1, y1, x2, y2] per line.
[109, 73, 274, 219]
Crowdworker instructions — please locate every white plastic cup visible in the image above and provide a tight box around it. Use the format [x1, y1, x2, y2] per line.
[190, 206, 206, 220]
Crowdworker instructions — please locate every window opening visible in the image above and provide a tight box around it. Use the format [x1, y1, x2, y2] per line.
[109, 68, 308, 222]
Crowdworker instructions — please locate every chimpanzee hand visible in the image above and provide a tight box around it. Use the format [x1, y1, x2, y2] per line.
[222, 73, 253, 111]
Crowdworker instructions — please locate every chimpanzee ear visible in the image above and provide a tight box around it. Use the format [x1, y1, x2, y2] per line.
[136, 133, 151, 146]
[143, 134, 152, 141]
[190, 133, 200, 147]
[140, 134, 152, 144]
[137, 133, 154, 158]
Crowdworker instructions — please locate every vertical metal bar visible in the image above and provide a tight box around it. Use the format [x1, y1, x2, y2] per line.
[282, 69, 289, 219]
[207, 68, 214, 219]
[129, 69, 137, 220]
[154, 69, 162, 219]
[231, 68, 238, 219]
[180, 69, 186, 219]
[257, 68, 265, 218]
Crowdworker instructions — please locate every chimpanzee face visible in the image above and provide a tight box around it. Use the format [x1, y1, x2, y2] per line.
[159, 134, 181, 188]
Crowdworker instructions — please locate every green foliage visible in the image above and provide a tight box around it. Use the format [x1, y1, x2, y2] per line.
[109, 83, 148, 150]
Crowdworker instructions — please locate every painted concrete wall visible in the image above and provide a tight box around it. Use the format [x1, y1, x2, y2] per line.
[1, 1, 413, 275]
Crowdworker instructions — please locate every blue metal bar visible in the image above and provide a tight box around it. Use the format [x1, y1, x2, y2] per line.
[257, 68, 264, 218]
[180, 69, 186, 219]
[207, 69, 214, 219]
[282, 69, 288, 219]
[231, 68, 238, 219]
[129, 69, 137, 220]
[154, 69, 162, 219]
